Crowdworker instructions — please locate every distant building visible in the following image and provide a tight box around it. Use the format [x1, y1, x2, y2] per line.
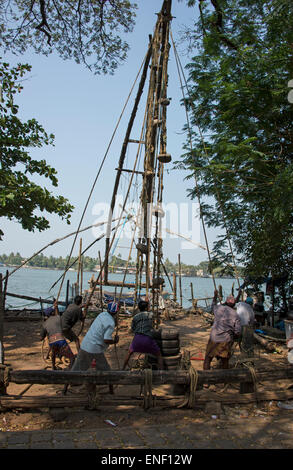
[196, 269, 204, 277]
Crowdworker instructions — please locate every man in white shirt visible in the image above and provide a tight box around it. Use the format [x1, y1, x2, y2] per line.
[235, 296, 255, 327]
[63, 301, 119, 395]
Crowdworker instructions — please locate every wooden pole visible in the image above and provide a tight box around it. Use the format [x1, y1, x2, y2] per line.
[3, 270, 8, 313]
[7, 366, 293, 387]
[218, 285, 223, 303]
[65, 280, 70, 306]
[0, 274, 4, 366]
[76, 238, 82, 295]
[5, 292, 66, 307]
[98, 251, 103, 308]
[190, 282, 194, 306]
[39, 297, 44, 315]
[239, 325, 255, 394]
[2, 388, 293, 411]
[271, 276, 275, 328]
[80, 257, 83, 296]
[178, 254, 182, 308]
[104, 40, 153, 283]
[173, 272, 177, 302]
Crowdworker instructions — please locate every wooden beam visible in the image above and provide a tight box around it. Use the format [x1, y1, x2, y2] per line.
[7, 366, 293, 387]
[2, 388, 293, 411]
[115, 168, 145, 176]
[5, 292, 67, 306]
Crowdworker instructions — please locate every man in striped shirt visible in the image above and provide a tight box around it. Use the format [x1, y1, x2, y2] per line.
[123, 299, 163, 370]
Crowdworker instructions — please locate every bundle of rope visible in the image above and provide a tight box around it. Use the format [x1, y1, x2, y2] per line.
[0, 364, 10, 394]
[177, 366, 198, 409]
[142, 368, 155, 409]
[235, 358, 259, 403]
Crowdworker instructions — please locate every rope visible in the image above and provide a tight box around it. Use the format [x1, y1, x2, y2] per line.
[170, 29, 241, 289]
[170, 31, 217, 291]
[177, 366, 198, 409]
[56, 47, 152, 303]
[143, 368, 154, 409]
[0, 364, 10, 389]
[87, 387, 100, 410]
[234, 357, 259, 403]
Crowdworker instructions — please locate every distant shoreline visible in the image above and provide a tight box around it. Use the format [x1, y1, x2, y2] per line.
[0, 264, 238, 280]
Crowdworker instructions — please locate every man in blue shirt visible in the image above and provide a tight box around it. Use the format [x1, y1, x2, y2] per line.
[63, 301, 119, 395]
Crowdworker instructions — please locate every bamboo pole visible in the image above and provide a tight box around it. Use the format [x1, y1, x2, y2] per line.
[3, 270, 8, 312]
[173, 272, 177, 302]
[178, 254, 182, 308]
[5, 292, 66, 306]
[65, 280, 70, 307]
[98, 251, 103, 308]
[0, 274, 4, 366]
[190, 282, 194, 307]
[1, 219, 116, 283]
[39, 297, 44, 315]
[80, 257, 83, 296]
[76, 238, 82, 295]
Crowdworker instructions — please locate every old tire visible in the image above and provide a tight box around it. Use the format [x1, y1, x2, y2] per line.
[161, 347, 180, 357]
[163, 354, 182, 366]
[156, 339, 180, 349]
[152, 328, 179, 340]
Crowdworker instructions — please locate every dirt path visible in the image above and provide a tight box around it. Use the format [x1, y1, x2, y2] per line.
[1, 311, 293, 449]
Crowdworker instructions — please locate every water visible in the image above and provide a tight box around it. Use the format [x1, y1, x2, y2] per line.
[0, 266, 240, 309]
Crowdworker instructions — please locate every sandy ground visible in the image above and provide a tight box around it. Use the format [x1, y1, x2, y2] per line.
[1, 310, 293, 436]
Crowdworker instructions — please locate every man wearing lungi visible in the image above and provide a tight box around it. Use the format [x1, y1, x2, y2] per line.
[40, 306, 75, 370]
[123, 299, 164, 370]
[203, 290, 241, 370]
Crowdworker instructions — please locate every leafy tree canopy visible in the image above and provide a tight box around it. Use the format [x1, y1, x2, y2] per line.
[0, 60, 74, 232]
[177, 0, 293, 283]
[0, 0, 138, 75]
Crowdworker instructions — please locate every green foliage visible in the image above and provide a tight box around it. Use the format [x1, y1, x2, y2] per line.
[177, 0, 293, 281]
[0, 252, 97, 270]
[0, 60, 74, 232]
[0, 0, 137, 75]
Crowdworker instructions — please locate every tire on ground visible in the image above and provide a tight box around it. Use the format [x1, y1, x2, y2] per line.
[152, 327, 180, 340]
[161, 347, 180, 357]
[163, 354, 182, 366]
[155, 339, 180, 348]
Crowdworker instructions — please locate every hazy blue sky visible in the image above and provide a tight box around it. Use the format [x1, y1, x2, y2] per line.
[0, 0, 222, 265]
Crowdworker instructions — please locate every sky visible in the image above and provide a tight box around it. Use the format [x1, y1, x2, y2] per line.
[0, 0, 223, 266]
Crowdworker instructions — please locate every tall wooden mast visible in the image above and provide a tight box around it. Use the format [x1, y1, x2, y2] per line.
[103, 0, 173, 298]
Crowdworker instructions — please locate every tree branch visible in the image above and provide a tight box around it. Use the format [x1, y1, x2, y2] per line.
[36, 0, 52, 45]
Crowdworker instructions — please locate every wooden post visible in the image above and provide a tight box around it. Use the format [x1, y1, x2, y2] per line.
[0, 274, 4, 366]
[80, 258, 83, 296]
[65, 280, 70, 306]
[98, 251, 103, 308]
[218, 285, 223, 303]
[39, 297, 44, 315]
[190, 282, 194, 305]
[178, 254, 182, 308]
[239, 325, 255, 394]
[3, 270, 8, 313]
[76, 238, 82, 295]
[271, 277, 275, 328]
[173, 272, 177, 302]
